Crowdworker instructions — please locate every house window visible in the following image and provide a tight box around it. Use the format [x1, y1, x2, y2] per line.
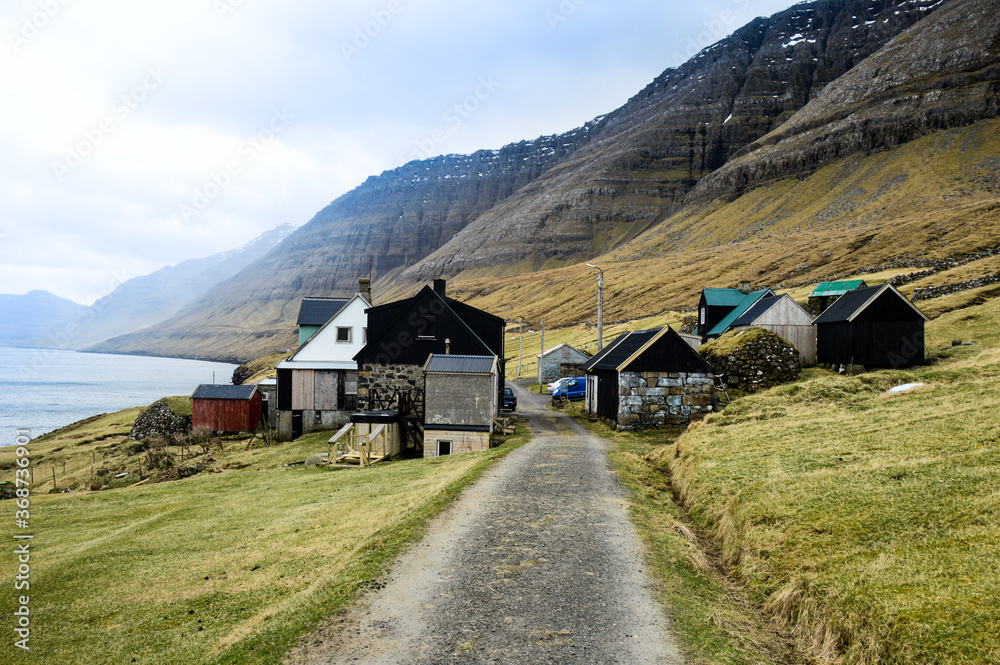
[336, 327, 352, 343]
[363, 327, 367, 344]
[315, 411, 322, 424]
[700, 308, 706, 325]
[417, 315, 437, 340]
[437, 439, 452, 456]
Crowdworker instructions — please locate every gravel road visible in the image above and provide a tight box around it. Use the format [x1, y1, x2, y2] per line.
[286, 383, 682, 664]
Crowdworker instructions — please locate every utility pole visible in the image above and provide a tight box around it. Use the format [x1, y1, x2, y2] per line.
[586, 264, 604, 351]
[518, 324, 523, 379]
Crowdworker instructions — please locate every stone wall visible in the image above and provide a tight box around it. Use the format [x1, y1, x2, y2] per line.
[358, 363, 425, 405]
[700, 327, 800, 392]
[616, 371, 715, 430]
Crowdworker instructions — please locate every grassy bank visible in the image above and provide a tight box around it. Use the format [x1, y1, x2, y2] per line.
[661, 299, 1000, 664]
[0, 418, 530, 664]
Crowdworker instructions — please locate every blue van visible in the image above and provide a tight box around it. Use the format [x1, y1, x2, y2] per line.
[552, 376, 586, 402]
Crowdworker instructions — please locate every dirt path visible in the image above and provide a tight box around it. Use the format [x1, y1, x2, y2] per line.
[286, 384, 683, 664]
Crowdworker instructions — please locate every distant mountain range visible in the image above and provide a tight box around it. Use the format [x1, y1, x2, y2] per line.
[0, 291, 88, 348]
[89, 0, 1000, 362]
[0, 224, 296, 352]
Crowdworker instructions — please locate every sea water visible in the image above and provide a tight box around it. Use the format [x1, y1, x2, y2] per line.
[0, 346, 237, 444]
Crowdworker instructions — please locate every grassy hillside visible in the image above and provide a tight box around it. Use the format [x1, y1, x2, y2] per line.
[0, 414, 529, 665]
[651, 297, 1000, 664]
[429, 119, 994, 328]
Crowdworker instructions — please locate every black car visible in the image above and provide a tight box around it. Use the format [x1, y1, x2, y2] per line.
[502, 387, 517, 411]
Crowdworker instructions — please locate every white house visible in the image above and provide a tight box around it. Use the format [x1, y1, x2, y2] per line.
[275, 280, 372, 441]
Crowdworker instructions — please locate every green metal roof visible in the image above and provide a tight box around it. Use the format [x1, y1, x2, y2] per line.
[808, 280, 866, 298]
[706, 289, 774, 337]
[702, 288, 748, 307]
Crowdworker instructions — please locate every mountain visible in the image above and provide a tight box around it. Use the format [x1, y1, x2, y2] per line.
[67, 224, 297, 350]
[397, 0, 953, 282]
[94, 0, 1000, 362]
[0, 291, 87, 348]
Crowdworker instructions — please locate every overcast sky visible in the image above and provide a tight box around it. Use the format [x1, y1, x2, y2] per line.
[0, 0, 795, 305]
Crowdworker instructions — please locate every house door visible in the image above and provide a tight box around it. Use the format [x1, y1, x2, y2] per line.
[291, 410, 303, 439]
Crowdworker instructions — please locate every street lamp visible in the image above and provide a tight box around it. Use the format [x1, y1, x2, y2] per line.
[586, 263, 604, 351]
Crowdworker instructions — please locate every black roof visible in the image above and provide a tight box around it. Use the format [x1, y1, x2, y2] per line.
[425, 354, 495, 373]
[355, 285, 505, 365]
[813, 286, 880, 323]
[579, 332, 630, 372]
[585, 329, 660, 371]
[296, 297, 350, 326]
[192, 384, 258, 400]
[732, 294, 781, 327]
[813, 284, 929, 324]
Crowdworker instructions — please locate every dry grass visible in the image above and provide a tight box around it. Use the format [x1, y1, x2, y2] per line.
[663, 299, 1000, 664]
[0, 412, 531, 665]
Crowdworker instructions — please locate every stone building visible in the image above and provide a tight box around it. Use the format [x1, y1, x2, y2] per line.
[354, 279, 505, 414]
[581, 326, 716, 430]
[536, 343, 591, 385]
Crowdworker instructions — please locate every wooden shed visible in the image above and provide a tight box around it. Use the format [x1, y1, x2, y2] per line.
[814, 283, 929, 369]
[730, 294, 817, 366]
[192, 384, 263, 433]
[581, 327, 715, 430]
[423, 354, 499, 457]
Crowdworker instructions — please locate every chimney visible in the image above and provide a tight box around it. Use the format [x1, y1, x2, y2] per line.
[739, 280, 751, 294]
[433, 278, 447, 297]
[445, 338, 451, 354]
[358, 277, 371, 303]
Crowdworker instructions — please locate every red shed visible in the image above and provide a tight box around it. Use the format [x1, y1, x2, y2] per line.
[192, 384, 263, 433]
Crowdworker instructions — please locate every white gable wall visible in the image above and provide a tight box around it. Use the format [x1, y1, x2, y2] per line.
[292, 296, 370, 364]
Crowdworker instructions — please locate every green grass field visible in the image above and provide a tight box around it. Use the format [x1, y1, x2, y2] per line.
[655, 298, 1000, 664]
[0, 426, 530, 665]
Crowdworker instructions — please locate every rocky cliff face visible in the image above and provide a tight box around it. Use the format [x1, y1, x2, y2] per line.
[690, 0, 1000, 203]
[399, 0, 951, 282]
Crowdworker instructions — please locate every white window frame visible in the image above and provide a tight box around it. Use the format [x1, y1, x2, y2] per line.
[336, 326, 353, 343]
[437, 439, 453, 456]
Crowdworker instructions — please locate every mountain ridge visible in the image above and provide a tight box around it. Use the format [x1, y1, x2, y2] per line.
[90, 0, 1000, 363]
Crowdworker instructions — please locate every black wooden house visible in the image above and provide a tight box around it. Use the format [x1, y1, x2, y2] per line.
[354, 279, 506, 413]
[581, 327, 716, 429]
[814, 283, 929, 369]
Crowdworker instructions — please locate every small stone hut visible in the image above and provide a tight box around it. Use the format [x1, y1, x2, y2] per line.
[700, 328, 801, 392]
[581, 327, 716, 430]
[536, 343, 591, 385]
